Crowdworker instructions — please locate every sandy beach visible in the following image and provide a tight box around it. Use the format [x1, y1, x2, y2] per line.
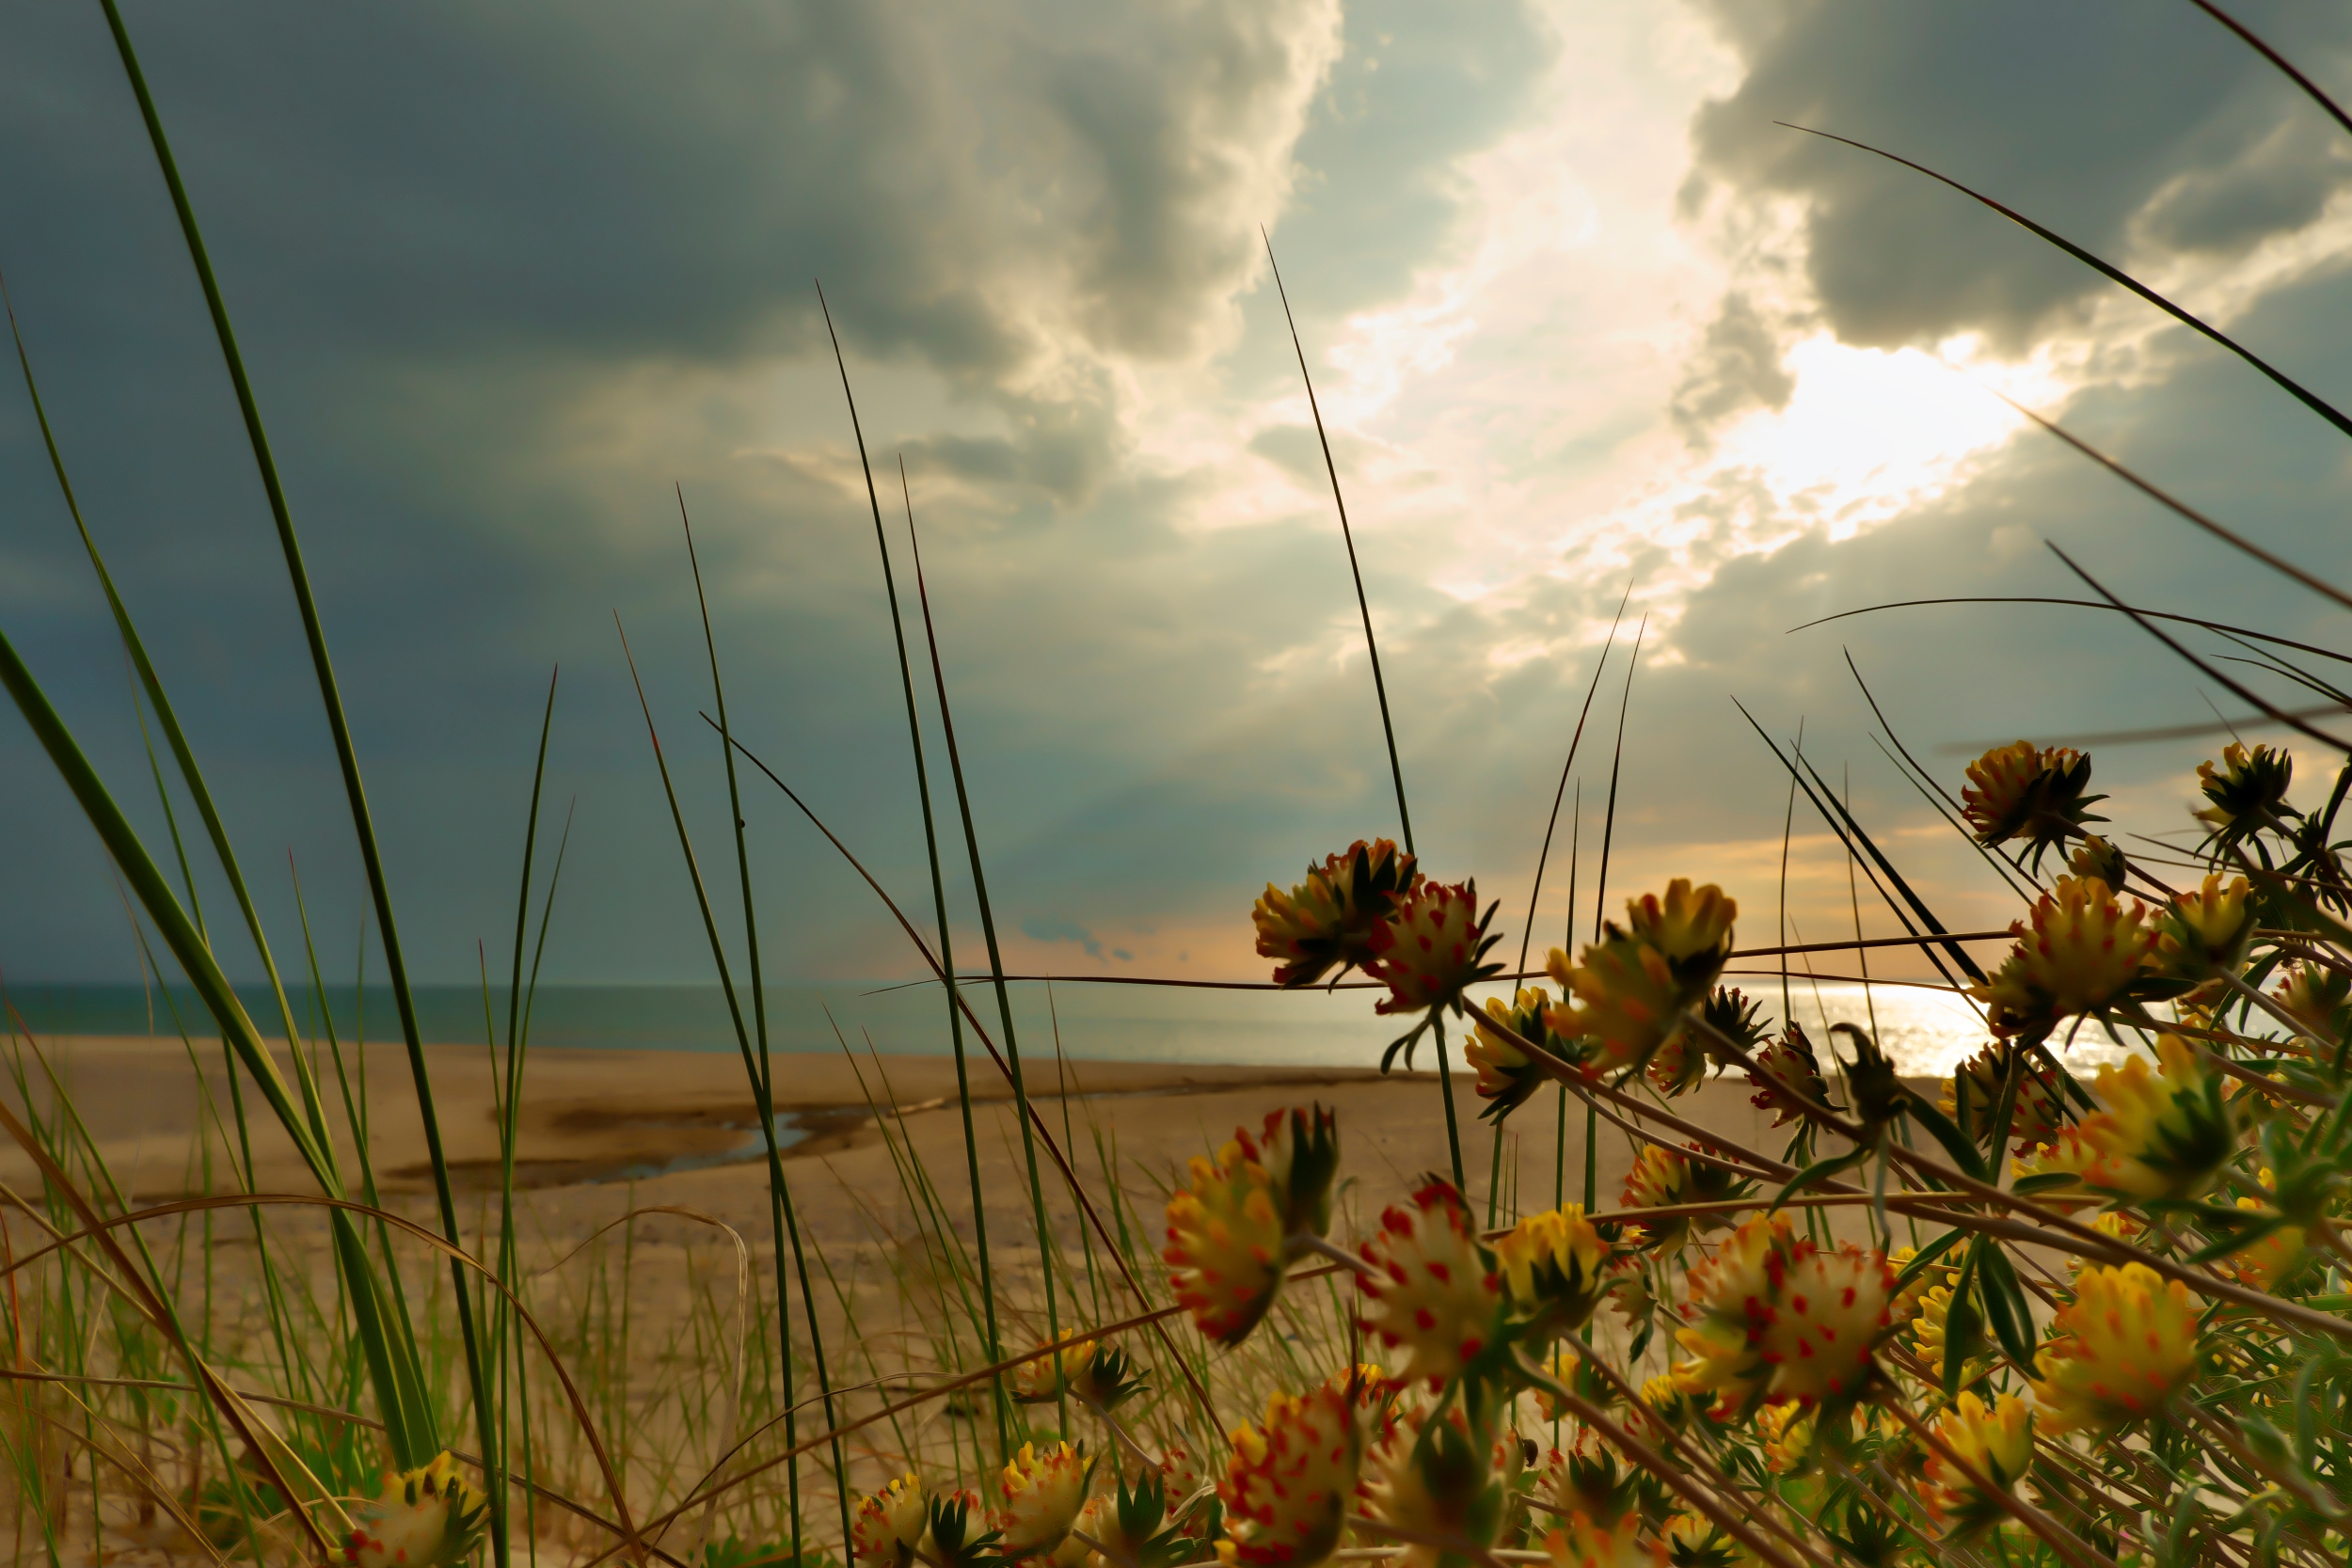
[3, 1031, 1936, 1563]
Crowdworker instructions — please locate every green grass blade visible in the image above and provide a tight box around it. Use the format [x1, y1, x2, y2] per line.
[675, 494, 853, 1558]
[614, 613, 853, 1553]
[93, 0, 494, 1481]
[899, 484, 1066, 1433]
[818, 284, 1010, 1457]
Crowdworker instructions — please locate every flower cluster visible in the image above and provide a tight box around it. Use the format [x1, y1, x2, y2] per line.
[331, 1454, 489, 1568]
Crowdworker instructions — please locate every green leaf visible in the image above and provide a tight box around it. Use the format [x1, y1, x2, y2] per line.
[2009, 1170, 2084, 1196]
[1893, 1227, 1964, 1292]
[1975, 1243, 2037, 1370]
[1942, 1284, 1983, 1401]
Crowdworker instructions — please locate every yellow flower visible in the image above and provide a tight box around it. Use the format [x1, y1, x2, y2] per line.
[1626, 880, 1739, 967]
[1164, 1141, 1287, 1346]
[1355, 1183, 1502, 1386]
[1366, 879, 1504, 1019]
[1961, 741, 2103, 865]
[1917, 1391, 2031, 1538]
[2196, 741, 2294, 850]
[1938, 1044, 2064, 1154]
[1494, 1206, 1611, 1345]
[1673, 1213, 1894, 1415]
[2065, 1212, 2143, 1280]
[1014, 1340, 1146, 1411]
[1254, 839, 1422, 987]
[2274, 961, 2350, 1041]
[1617, 1143, 1748, 1254]
[1756, 1402, 1814, 1475]
[1158, 1446, 1208, 1538]
[2030, 1262, 2201, 1433]
[2068, 832, 2129, 888]
[2012, 1035, 2233, 1202]
[1545, 883, 1736, 1076]
[1908, 1276, 1990, 1386]
[1357, 1402, 1507, 1568]
[1216, 1375, 1365, 1568]
[2221, 1171, 2306, 1291]
[1659, 1513, 1741, 1568]
[2152, 874, 2257, 982]
[1529, 1347, 1585, 1426]
[1745, 1023, 1832, 1129]
[1163, 1108, 1339, 1346]
[853, 1474, 930, 1567]
[1970, 876, 2156, 1040]
[335, 1453, 490, 1568]
[994, 1442, 1091, 1557]
[1047, 1496, 1116, 1568]
[1470, 988, 1562, 1120]
[1540, 1515, 1666, 1568]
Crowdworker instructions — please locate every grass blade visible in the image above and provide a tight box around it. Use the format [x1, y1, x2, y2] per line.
[1996, 390, 2352, 612]
[1261, 231, 1466, 1189]
[2190, 0, 2352, 141]
[899, 487, 1067, 1433]
[817, 285, 1011, 1456]
[2043, 543, 2352, 752]
[92, 0, 494, 1491]
[1782, 120, 2352, 441]
[675, 495, 852, 1558]
[1791, 596, 2352, 667]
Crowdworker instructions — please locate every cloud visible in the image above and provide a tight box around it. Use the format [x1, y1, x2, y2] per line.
[1670, 291, 1794, 441]
[1680, 0, 2352, 350]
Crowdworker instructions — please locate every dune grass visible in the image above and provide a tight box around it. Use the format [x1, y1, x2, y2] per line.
[12, 3, 2352, 1566]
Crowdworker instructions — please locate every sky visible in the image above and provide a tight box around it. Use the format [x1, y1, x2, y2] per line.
[4, 0, 2352, 1003]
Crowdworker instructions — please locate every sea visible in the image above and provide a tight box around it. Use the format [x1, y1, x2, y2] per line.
[0, 974, 2137, 1081]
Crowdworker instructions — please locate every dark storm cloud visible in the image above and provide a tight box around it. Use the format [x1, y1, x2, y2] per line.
[1683, 0, 2352, 350]
[0, 0, 1561, 984]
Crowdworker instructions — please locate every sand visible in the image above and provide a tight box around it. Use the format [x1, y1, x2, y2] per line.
[4, 1031, 1929, 1564]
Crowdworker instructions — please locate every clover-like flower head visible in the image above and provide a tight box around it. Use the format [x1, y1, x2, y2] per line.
[1939, 1044, 2065, 1156]
[2013, 1035, 2233, 1203]
[1970, 876, 2157, 1042]
[853, 1475, 930, 1568]
[1917, 1391, 2032, 1539]
[1165, 1141, 1286, 1347]
[336, 1453, 490, 1568]
[2068, 832, 2130, 889]
[1617, 1143, 1750, 1254]
[1746, 1023, 1833, 1130]
[994, 1443, 1091, 1558]
[2276, 961, 2352, 1043]
[2152, 873, 2258, 985]
[1545, 884, 1737, 1078]
[1355, 1182, 1502, 1387]
[1961, 740, 2103, 867]
[1253, 839, 1422, 988]
[1494, 1206, 1611, 1347]
[1672, 1212, 1894, 1416]
[2030, 1262, 2201, 1433]
[1366, 879, 1505, 1020]
[2197, 741, 2294, 852]
[1470, 987, 1567, 1120]
[1216, 1373, 1367, 1568]
[1358, 1402, 1512, 1568]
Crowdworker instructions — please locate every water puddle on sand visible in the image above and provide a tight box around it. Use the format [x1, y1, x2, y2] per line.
[415, 1103, 885, 1192]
